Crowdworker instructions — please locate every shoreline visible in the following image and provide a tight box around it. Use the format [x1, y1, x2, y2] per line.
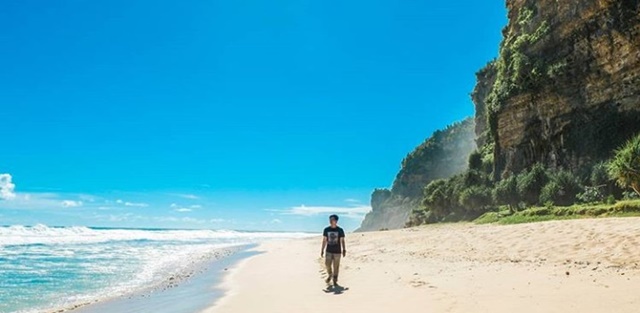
[204, 218, 640, 313]
[52, 245, 255, 313]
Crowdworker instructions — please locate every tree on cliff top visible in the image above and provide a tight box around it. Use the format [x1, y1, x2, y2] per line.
[608, 133, 640, 196]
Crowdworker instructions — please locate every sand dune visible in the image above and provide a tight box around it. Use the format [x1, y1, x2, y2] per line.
[203, 218, 640, 313]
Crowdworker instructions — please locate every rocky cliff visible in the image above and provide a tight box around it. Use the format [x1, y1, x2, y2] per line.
[476, 0, 640, 177]
[357, 119, 476, 231]
[359, 0, 640, 231]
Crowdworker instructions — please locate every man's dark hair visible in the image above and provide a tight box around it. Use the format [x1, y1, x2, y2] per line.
[329, 214, 339, 221]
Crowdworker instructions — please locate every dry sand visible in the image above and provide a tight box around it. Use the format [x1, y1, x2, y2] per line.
[203, 218, 640, 313]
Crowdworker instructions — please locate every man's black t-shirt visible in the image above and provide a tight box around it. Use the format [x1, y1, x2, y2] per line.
[323, 226, 345, 254]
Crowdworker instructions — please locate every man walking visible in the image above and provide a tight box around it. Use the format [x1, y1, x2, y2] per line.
[321, 214, 346, 286]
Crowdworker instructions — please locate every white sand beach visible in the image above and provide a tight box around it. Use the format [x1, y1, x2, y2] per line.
[203, 218, 640, 313]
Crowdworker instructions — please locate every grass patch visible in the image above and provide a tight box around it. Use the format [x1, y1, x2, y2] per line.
[474, 200, 640, 225]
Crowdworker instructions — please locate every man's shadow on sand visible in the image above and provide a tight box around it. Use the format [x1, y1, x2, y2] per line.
[323, 284, 349, 295]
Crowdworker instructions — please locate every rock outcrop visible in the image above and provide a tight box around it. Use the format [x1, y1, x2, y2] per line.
[476, 0, 640, 177]
[357, 119, 476, 231]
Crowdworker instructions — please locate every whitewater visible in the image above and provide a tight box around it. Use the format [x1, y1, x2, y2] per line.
[0, 225, 310, 313]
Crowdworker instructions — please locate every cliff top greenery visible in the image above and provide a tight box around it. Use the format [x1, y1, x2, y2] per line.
[391, 118, 476, 198]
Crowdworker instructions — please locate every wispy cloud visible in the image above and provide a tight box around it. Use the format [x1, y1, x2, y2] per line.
[170, 202, 195, 213]
[115, 199, 149, 207]
[174, 194, 199, 200]
[0, 174, 17, 200]
[344, 198, 361, 203]
[270, 218, 282, 224]
[270, 204, 372, 220]
[126, 202, 148, 207]
[61, 200, 83, 208]
[0, 192, 72, 210]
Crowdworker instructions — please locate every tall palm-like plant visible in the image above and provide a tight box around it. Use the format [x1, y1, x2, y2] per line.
[608, 134, 640, 196]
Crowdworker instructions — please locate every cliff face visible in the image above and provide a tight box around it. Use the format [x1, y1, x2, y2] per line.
[356, 188, 414, 232]
[360, 0, 640, 231]
[477, 0, 640, 176]
[391, 119, 477, 199]
[357, 119, 476, 232]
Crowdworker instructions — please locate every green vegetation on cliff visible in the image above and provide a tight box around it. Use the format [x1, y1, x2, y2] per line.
[484, 6, 551, 144]
[391, 118, 477, 198]
[357, 118, 476, 231]
[410, 133, 640, 227]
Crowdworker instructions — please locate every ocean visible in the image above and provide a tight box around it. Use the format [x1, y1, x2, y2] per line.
[0, 225, 311, 313]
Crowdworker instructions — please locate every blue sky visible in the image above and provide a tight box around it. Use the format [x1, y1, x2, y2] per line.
[0, 0, 506, 232]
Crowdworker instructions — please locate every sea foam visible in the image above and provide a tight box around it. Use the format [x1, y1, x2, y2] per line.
[0, 225, 312, 313]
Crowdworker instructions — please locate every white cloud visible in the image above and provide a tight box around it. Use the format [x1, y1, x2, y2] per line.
[272, 204, 372, 220]
[175, 194, 199, 199]
[61, 200, 83, 208]
[0, 174, 16, 200]
[190, 204, 202, 209]
[115, 199, 148, 207]
[344, 198, 361, 203]
[0, 191, 103, 211]
[124, 201, 148, 207]
[271, 218, 282, 224]
[210, 218, 225, 223]
[0, 192, 63, 209]
[175, 208, 192, 212]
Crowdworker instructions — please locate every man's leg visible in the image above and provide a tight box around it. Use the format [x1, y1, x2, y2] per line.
[324, 253, 333, 282]
[332, 254, 341, 283]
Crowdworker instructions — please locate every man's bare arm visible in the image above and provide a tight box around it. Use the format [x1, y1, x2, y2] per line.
[341, 237, 346, 257]
[321, 237, 327, 257]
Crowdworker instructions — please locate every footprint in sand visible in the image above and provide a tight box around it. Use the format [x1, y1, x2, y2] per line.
[410, 280, 432, 288]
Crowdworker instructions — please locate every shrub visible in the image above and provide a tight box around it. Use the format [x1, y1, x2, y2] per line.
[608, 133, 640, 196]
[555, 171, 583, 204]
[423, 176, 466, 219]
[590, 162, 610, 187]
[423, 179, 451, 218]
[577, 186, 604, 203]
[606, 195, 616, 205]
[406, 207, 431, 227]
[540, 181, 560, 204]
[468, 151, 483, 171]
[459, 186, 493, 212]
[463, 169, 489, 188]
[540, 171, 582, 206]
[493, 175, 519, 210]
[623, 191, 640, 200]
[517, 163, 550, 205]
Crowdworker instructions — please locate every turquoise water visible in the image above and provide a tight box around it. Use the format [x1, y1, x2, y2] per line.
[0, 225, 309, 313]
